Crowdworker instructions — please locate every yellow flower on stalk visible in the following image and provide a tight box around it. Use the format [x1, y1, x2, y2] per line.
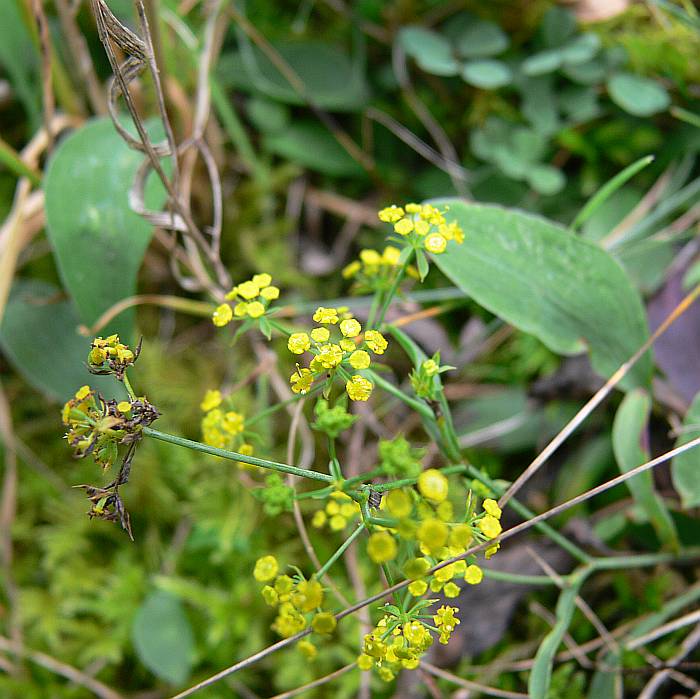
[478, 514, 502, 539]
[200, 389, 222, 412]
[378, 205, 405, 223]
[311, 612, 337, 635]
[246, 301, 265, 318]
[313, 307, 339, 324]
[212, 303, 233, 327]
[364, 330, 388, 354]
[346, 374, 373, 401]
[310, 327, 330, 343]
[424, 233, 447, 254]
[348, 350, 371, 370]
[252, 273, 272, 289]
[236, 280, 259, 300]
[367, 532, 397, 563]
[417, 518, 448, 553]
[260, 286, 280, 300]
[417, 469, 449, 503]
[253, 555, 279, 582]
[408, 580, 428, 596]
[339, 318, 361, 338]
[394, 218, 414, 236]
[290, 368, 314, 395]
[316, 343, 344, 369]
[483, 498, 502, 519]
[464, 564, 483, 585]
[288, 332, 311, 354]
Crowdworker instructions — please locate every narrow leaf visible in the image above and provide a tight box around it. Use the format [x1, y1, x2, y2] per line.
[672, 391, 700, 508]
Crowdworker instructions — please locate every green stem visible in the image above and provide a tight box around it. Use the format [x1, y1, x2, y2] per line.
[483, 569, 559, 586]
[122, 374, 137, 400]
[590, 549, 700, 570]
[315, 524, 365, 579]
[375, 254, 413, 328]
[0, 136, 42, 186]
[366, 369, 433, 420]
[328, 438, 343, 481]
[143, 427, 333, 483]
[366, 289, 383, 329]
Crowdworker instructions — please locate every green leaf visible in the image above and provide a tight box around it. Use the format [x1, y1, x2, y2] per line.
[521, 50, 562, 76]
[455, 20, 509, 58]
[612, 389, 678, 548]
[0, 1, 41, 129]
[219, 41, 368, 111]
[246, 96, 290, 133]
[398, 26, 459, 76]
[430, 201, 652, 389]
[416, 249, 429, 281]
[461, 60, 512, 89]
[44, 118, 167, 341]
[262, 121, 364, 177]
[526, 164, 565, 195]
[607, 73, 670, 117]
[541, 7, 577, 48]
[132, 591, 194, 685]
[560, 33, 601, 66]
[672, 391, 700, 508]
[529, 572, 585, 698]
[0, 279, 124, 401]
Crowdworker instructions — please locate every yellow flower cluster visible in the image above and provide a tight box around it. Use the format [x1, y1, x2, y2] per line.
[357, 603, 460, 681]
[212, 273, 280, 327]
[253, 555, 336, 654]
[287, 308, 389, 402]
[378, 203, 464, 255]
[199, 388, 253, 463]
[342, 246, 419, 292]
[87, 334, 138, 379]
[363, 479, 503, 604]
[312, 490, 361, 531]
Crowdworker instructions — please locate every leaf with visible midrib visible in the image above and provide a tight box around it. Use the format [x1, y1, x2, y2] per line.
[44, 117, 166, 341]
[672, 391, 700, 508]
[431, 201, 652, 389]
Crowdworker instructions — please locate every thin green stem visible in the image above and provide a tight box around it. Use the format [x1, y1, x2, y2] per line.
[375, 254, 413, 328]
[328, 438, 343, 481]
[122, 374, 137, 400]
[590, 549, 700, 570]
[0, 136, 42, 186]
[315, 524, 365, 579]
[366, 289, 383, 329]
[143, 427, 333, 483]
[482, 568, 559, 586]
[366, 369, 433, 420]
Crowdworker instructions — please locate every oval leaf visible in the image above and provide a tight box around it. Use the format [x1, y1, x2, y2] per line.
[612, 389, 678, 548]
[398, 26, 459, 76]
[672, 391, 700, 508]
[0, 279, 124, 401]
[455, 20, 509, 58]
[132, 591, 194, 685]
[431, 201, 652, 389]
[44, 118, 166, 341]
[607, 73, 670, 117]
[461, 59, 512, 89]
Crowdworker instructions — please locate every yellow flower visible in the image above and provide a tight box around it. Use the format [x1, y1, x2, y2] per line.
[290, 368, 314, 395]
[311, 612, 337, 635]
[261, 585, 278, 606]
[310, 327, 330, 343]
[444, 582, 460, 598]
[483, 498, 502, 519]
[439, 221, 464, 244]
[252, 273, 272, 289]
[312, 510, 326, 528]
[422, 359, 439, 376]
[464, 564, 483, 585]
[246, 301, 265, 318]
[312, 306, 339, 324]
[403, 557, 430, 580]
[212, 303, 233, 327]
[298, 639, 317, 659]
[385, 489, 412, 518]
[449, 524, 472, 550]
[88, 346, 106, 365]
[234, 302, 248, 317]
[394, 218, 414, 236]
[253, 555, 278, 582]
[414, 219, 430, 236]
[342, 260, 361, 278]
[382, 246, 401, 265]
[485, 542, 500, 559]
[339, 338, 355, 352]
[367, 532, 397, 563]
[237, 280, 259, 300]
[357, 653, 374, 670]
[418, 469, 449, 503]
[405, 203, 421, 213]
[364, 330, 388, 354]
[75, 385, 91, 401]
[378, 205, 405, 223]
[417, 518, 448, 553]
[117, 400, 132, 414]
[348, 350, 371, 370]
[292, 579, 323, 612]
[424, 233, 447, 254]
[346, 374, 373, 401]
[360, 249, 382, 265]
[339, 318, 361, 337]
[200, 389, 222, 412]
[478, 514, 502, 539]
[329, 514, 346, 530]
[222, 411, 244, 434]
[408, 580, 428, 596]
[317, 343, 343, 368]
[260, 286, 280, 300]
[288, 332, 311, 354]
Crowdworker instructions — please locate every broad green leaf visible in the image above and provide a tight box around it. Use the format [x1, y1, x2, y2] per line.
[431, 201, 652, 389]
[132, 591, 194, 685]
[522, 50, 562, 76]
[0, 279, 124, 401]
[612, 389, 678, 548]
[218, 41, 369, 111]
[44, 118, 166, 341]
[607, 73, 670, 117]
[560, 33, 601, 66]
[541, 7, 577, 47]
[398, 26, 459, 76]
[672, 391, 700, 508]
[246, 97, 290, 133]
[263, 121, 364, 177]
[529, 572, 585, 698]
[461, 60, 512, 89]
[0, 1, 41, 129]
[455, 20, 509, 58]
